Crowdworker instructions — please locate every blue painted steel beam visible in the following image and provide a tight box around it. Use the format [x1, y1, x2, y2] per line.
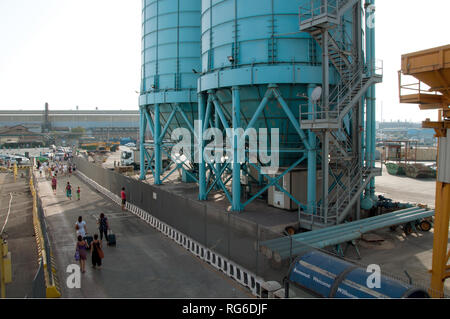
[140, 107, 147, 180]
[206, 163, 229, 196]
[272, 86, 311, 151]
[210, 93, 230, 130]
[245, 87, 272, 132]
[307, 84, 317, 215]
[142, 108, 155, 139]
[154, 103, 161, 185]
[143, 150, 155, 177]
[175, 104, 197, 140]
[206, 162, 233, 204]
[203, 97, 212, 132]
[160, 107, 177, 141]
[161, 148, 199, 183]
[244, 156, 308, 210]
[231, 86, 242, 212]
[198, 93, 207, 200]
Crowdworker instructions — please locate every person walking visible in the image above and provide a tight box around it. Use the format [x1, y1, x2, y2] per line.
[68, 165, 72, 177]
[120, 187, 126, 211]
[66, 181, 72, 200]
[76, 186, 81, 201]
[51, 175, 57, 195]
[91, 234, 104, 269]
[97, 213, 109, 243]
[75, 235, 88, 273]
[75, 216, 87, 238]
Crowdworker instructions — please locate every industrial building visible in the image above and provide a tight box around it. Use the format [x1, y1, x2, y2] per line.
[0, 108, 139, 138]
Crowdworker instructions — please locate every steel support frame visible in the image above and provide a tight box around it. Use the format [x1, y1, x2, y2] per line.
[198, 84, 312, 212]
[139, 103, 198, 185]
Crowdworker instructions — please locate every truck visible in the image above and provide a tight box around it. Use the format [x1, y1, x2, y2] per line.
[120, 147, 170, 171]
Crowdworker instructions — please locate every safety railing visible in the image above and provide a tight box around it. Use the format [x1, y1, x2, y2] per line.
[29, 168, 61, 298]
[300, 60, 383, 124]
[299, 0, 339, 27]
[398, 70, 442, 99]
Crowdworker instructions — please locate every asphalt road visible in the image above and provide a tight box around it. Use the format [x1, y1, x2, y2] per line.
[0, 172, 38, 298]
[35, 170, 252, 298]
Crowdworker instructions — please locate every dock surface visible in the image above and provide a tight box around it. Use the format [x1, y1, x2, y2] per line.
[35, 171, 252, 298]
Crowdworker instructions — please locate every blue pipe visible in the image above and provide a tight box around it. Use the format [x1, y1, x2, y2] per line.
[364, 0, 374, 204]
[307, 84, 317, 215]
[369, 1, 377, 198]
[264, 207, 427, 250]
[270, 208, 434, 257]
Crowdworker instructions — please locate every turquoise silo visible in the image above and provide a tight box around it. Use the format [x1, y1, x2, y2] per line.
[196, 0, 382, 227]
[197, 0, 332, 211]
[139, 0, 202, 184]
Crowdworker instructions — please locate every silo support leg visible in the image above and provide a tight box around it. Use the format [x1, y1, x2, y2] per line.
[198, 93, 207, 200]
[307, 84, 317, 215]
[232, 86, 242, 212]
[139, 108, 147, 180]
[154, 103, 161, 185]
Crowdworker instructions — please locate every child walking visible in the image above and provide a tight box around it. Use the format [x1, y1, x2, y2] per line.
[76, 186, 81, 201]
[66, 181, 72, 200]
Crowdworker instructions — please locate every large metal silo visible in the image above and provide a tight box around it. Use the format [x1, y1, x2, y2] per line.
[139, 0, 201, 184]
[197, 0, 383, 228]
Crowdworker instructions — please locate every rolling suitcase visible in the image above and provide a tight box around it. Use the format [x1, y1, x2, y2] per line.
[84, 235, 94, 248]
[107, 230, 116, 246]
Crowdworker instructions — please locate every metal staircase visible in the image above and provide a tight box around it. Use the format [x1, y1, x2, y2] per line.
[310, 29, 353, 81]
[299, 0, 360, 31]
[301, 64, 383, 129]
[298, 0, 383, 229]
[299, 161, 382, 229]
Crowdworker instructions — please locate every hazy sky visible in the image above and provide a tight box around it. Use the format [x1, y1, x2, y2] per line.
[0, 0, 448, 122]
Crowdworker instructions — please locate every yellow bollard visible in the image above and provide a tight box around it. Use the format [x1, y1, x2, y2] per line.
[0, 238, 12, 298]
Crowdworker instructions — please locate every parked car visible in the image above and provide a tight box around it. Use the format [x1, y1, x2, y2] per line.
[125, 142, 136, 148]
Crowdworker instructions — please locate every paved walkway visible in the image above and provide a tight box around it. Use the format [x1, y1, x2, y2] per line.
[0, 172, 38, 298]
[35, 170, 252, 298]
[376, 164, 436, 208]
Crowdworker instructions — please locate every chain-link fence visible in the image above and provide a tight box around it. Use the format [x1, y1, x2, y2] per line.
[74, 157, 447, 298]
